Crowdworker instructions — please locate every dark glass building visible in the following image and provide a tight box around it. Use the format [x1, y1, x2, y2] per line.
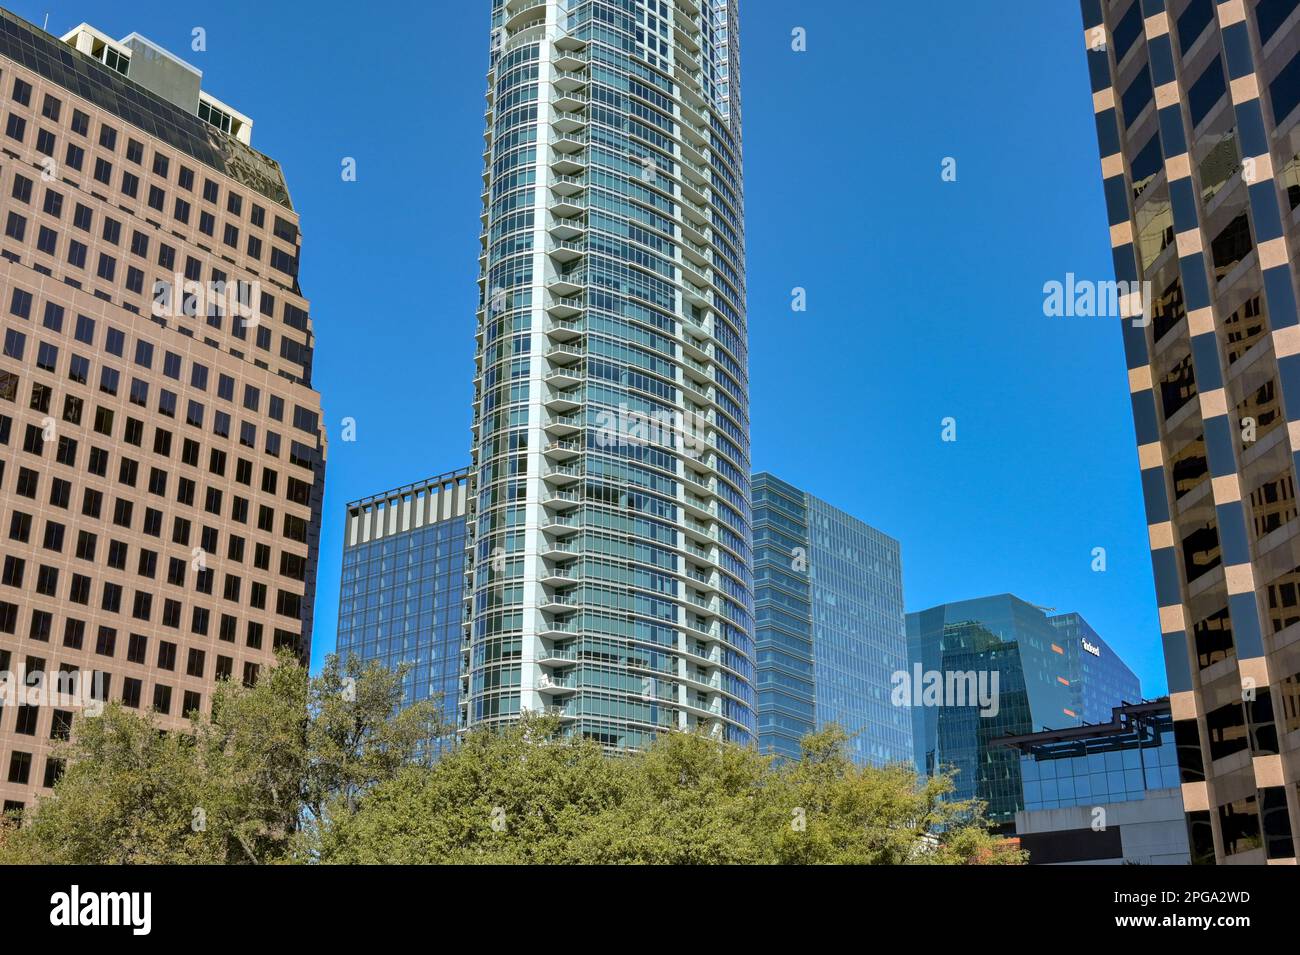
[1077, 0, 1300, 862]
[336, 468, 469, 739]
[907, 594, 1141, 829]
[751, 472, 911, 767]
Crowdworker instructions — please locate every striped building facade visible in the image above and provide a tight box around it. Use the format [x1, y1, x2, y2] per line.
[1078, 0, 1300, 863]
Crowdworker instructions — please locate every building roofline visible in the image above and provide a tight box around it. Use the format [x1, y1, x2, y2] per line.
[345, 467, 472, 512]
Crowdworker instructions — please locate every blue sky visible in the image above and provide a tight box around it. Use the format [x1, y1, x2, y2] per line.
[16, 0, 1168, 695]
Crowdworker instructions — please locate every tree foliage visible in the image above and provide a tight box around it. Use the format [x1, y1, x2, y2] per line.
[1, 655, 1021, 865]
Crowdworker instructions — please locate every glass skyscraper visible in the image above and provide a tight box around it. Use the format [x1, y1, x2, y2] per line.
[1048, 611, 1142, 724]
[907, 594, 1141, 829]
[1077, 0, 1300, 863]
[464, 0, 755, 749]
[751, 472, 911, 767]
[336, 469, 469, 737]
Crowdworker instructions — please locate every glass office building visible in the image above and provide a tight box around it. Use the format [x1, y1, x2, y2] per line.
[465, 0, 756, 749]
[1013, 701, 1182, 811]
[751, 472, 911, 767]
[1077, 0, 1300, 863]
[1000, 700, 1194, 864]
[336, 469, 469, 736]
[1048, 611, 1142, 724]
[907, 594, 1141, 829]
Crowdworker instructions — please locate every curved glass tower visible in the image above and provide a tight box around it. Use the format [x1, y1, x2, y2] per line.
[464, 0, 756, 749]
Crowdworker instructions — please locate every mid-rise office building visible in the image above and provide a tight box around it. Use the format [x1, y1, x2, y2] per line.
[907, 594, 1141, 828]
[1049, 611, 1143, 723]
[336, 469, 469, 738]
[751, 472, 911, 766]
[0, 13, 326, 813]
[1000, 700, 1194, 865]
[464, 0, 756, 749]
[1077, 0, 1300, 862]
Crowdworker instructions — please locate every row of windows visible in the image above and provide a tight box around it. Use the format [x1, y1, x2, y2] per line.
[3, 288, 319, 432]
[2, 168, 311, 359]
[6, 72, 293, 266]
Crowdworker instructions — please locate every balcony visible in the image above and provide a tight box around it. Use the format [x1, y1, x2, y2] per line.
[546, 338, 585, 364]
[553, 67, 588, 94]
[544, 438, 582, 462]
[537, 644, 578, 664]
[546, 316, 585, 342]
[673, 21, 701, 55]
[544, 364, 584, 388]
[681, 78, 706, 110]
[549, 148, 588, 176]
[547, 238, 586, 264]
[536, 673, 576, 695]
[550, 174, 586, 198]
[680, 117, 708, 150]
[542, 387, 582, 414]
[546, 269, 586, 297]
[538, 617, 575, 639]
[541, 489, 581, 512]
[550, 128, 588, 153]
[543, 463, 583, 486]
[542, 515, 582, 537]
[678, 174, 707, 208]
[552, 108, 587, 135]
[545, 292, 585, 319]
[548, 215, 586, 240]
[540, 589, 576, 612]
[504, 0, 545, 28]
[543, 412, 583, 437]
[682, 493, 716, 520]
[553, 89, 589, 113]
[540, 562, 578, 585]
[539, 538, 579, 560]
[553, 33, 588, 65]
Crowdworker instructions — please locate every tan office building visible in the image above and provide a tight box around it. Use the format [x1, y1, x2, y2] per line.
[1078, 0, 1300, 862]
[0, 10, 326, 813]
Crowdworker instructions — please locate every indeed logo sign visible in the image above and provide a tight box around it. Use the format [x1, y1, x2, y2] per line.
[49, 885, 151, 936]
[1082, 638, 1101, 658]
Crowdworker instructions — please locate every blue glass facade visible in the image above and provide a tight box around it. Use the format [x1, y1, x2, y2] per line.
[1048, 611, 1141, 725]
[336, 470, 470, 739]
[1006, 702, 1180, 812]
[752, 473, 911, 767]
[907, 594, 1142, 828]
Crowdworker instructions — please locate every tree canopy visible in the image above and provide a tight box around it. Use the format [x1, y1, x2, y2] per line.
[0, 654, 1022, 865]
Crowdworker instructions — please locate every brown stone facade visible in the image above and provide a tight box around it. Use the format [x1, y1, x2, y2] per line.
[0, 18, 325, 813]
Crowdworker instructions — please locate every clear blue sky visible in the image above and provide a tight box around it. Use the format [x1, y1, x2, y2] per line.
[17, 0, 1168, 695]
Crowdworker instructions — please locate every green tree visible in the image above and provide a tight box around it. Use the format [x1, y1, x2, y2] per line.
[319, 716, 626, 864]
[0, 651, 442, 864]
[296, 652, 448, 859]
[325, 720, 1021, 865]
[0, 652, 1020, 865]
